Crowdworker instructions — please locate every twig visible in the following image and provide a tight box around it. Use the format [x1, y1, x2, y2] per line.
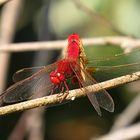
[0, 0, 23, 92]
[0, 71, 140, 116]
[111, 93, 140, 131]
[0, 36, 140, 53]
[0, 0, 11, 5]
[72, 0, 126, 35]
[0, 40, 66, 52]
[8, 114, 26, 140]
[27, 108, 45, 140]
[93, 123, 140, 140]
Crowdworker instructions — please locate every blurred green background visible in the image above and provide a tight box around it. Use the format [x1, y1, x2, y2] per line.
[0, 0, 140, 140]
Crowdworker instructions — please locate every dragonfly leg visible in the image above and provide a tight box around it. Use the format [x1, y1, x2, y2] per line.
[57, 87, 65, 97]
[59, 80, 69, 102]
[50, 85, 59, 95]
[57, 82, 65, 97]
[77, 79, 83, 89]
[71, 75, 78, 84]
[50, 86, 54, 95]
[71, 75, 83, 88]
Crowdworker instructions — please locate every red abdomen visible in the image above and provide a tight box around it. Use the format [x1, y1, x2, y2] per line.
[67, 33, 80, 60]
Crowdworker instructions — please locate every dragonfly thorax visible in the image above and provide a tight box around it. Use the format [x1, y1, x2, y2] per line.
[50, 71, 65, 85]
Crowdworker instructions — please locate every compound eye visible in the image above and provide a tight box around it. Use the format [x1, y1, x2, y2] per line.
[50, 76, 60, 84]
[57, 72, 61, 77]
[57, 72, 64, 81]
[50, 71, 60, 84]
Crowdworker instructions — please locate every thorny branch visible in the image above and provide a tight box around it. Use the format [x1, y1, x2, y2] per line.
[0, 36, 140, 53]
[0, 71, 140, 116]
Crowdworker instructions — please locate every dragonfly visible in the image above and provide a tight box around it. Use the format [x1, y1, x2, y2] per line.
[1, 33, 140, 116]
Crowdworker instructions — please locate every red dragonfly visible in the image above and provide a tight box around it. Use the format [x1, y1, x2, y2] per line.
[0, 33, 119, 116]
[0, 33, 114, 115]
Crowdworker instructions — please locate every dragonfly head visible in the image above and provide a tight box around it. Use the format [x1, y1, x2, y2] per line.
[50, 71, 65, 85]
[68, 33, 79, 42]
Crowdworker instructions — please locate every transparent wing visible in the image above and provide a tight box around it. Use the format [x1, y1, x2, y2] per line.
[13, 66, 46, 82]
[86, 62, 140, 81]
[87, 49, 140, 81]
[70, 61, 114, 116]
[83, 72, 114, 112]
[88, 48, 140, 65]
[0, 63, 57, 104]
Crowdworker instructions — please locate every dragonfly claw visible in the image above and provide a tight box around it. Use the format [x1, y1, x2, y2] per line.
[59, 91, 69, 103]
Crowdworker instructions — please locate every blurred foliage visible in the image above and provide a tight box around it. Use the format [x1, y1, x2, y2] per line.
[0, 0, 140, 140]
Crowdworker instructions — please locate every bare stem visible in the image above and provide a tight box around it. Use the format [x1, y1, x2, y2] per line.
[111, 93, 140, 131]
[0, 71, 140, 116]
[72, 0, 124, 35]
[93, 123, 140, 140]
[0, 0, 23, 92]
[0, 0, 11, 5]
[0, 36, 140, 53]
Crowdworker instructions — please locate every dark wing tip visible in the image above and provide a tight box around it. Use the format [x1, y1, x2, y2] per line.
[109, 102, 115, 112]
[105, 100, 115, 113]
[97, 111, 102, 116]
